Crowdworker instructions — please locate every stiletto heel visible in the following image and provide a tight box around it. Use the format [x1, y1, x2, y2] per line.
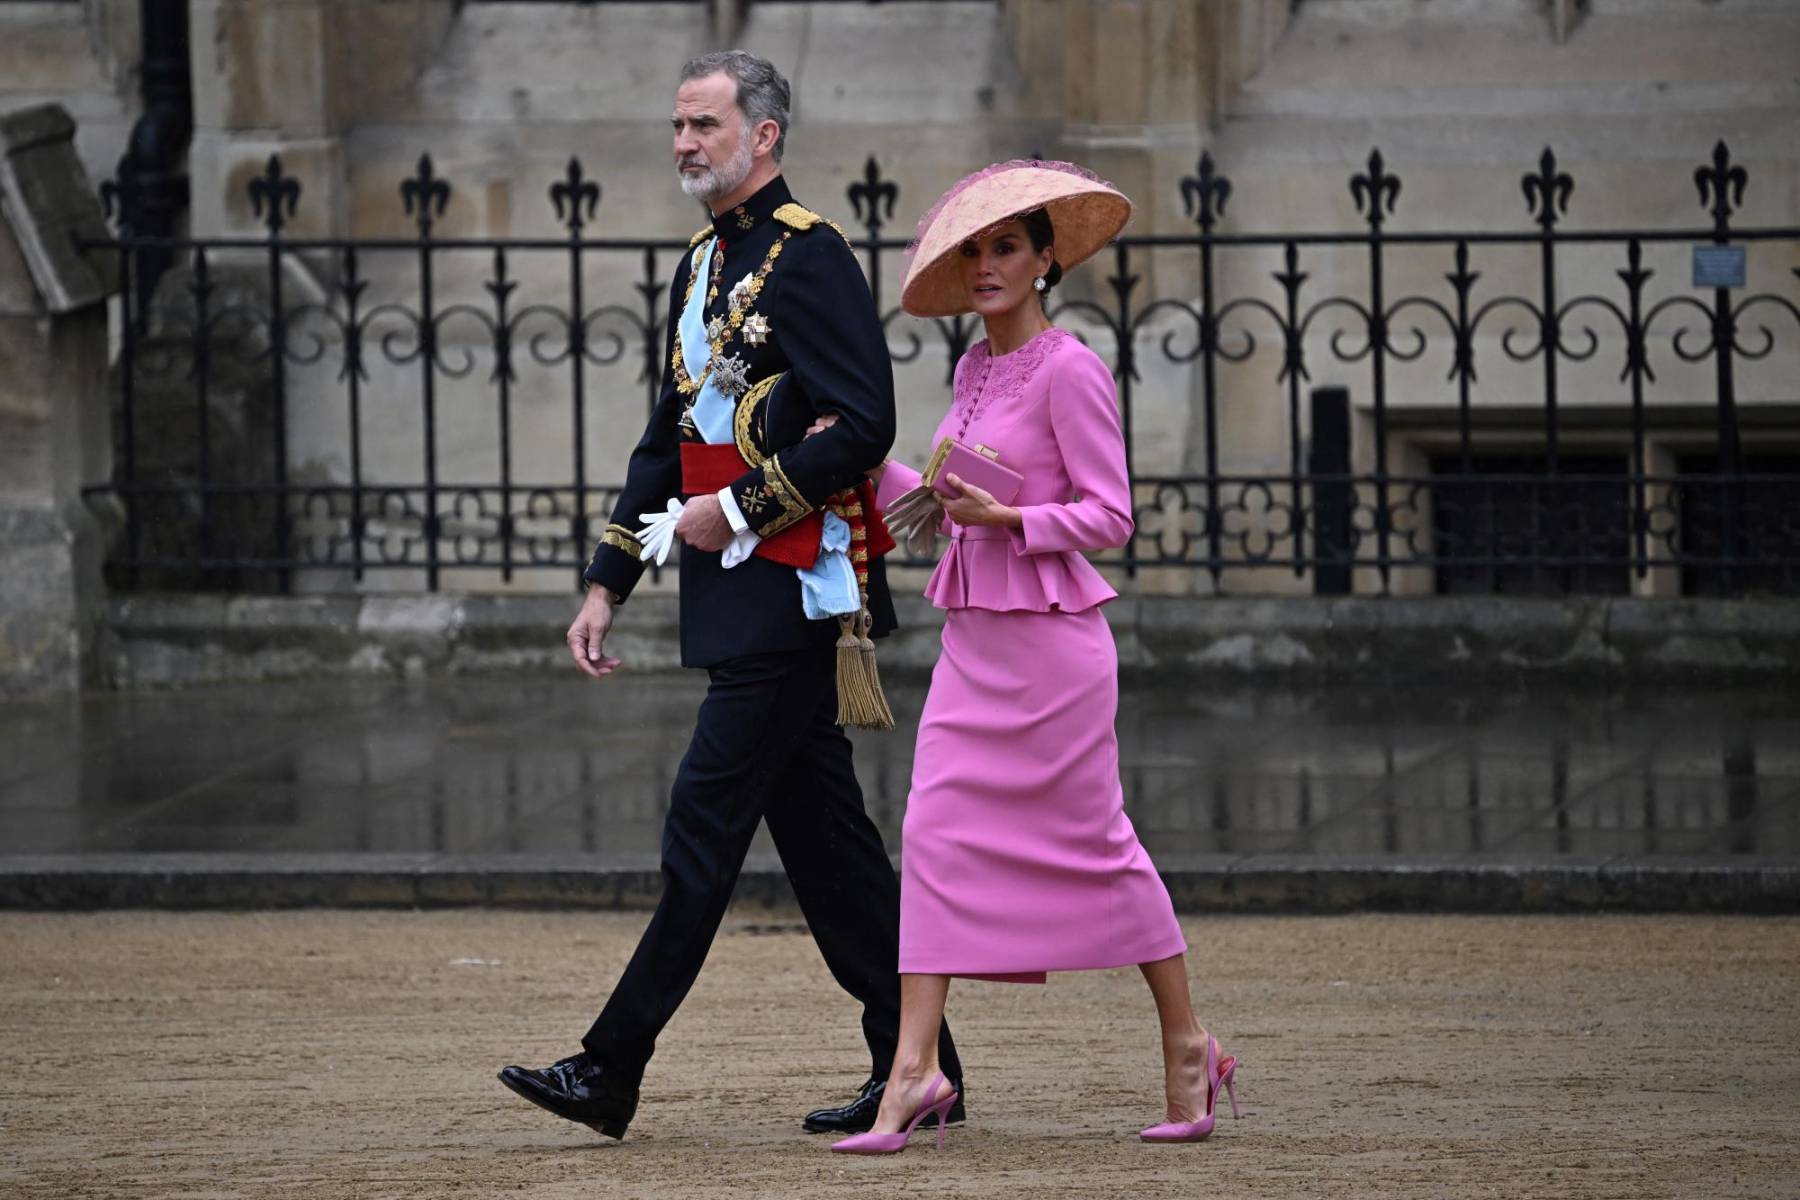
[830, 1073, 959, 1155]
[1140, 1035, 1239, 1143]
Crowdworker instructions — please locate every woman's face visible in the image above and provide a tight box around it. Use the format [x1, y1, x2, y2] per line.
[956, 220, 1055, 320]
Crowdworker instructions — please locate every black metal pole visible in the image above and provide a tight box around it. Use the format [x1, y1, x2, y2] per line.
[1309, 386, 1352, 595]
[114, 0, 192, 317]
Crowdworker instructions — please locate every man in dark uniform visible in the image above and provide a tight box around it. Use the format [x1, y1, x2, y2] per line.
[497, 50, 963, 1140]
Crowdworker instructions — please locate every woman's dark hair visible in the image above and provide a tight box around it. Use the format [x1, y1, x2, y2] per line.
[1019, 208, 1063, 299]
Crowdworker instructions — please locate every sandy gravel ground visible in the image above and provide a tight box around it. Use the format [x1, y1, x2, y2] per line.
[1, 910, 1796, 1199]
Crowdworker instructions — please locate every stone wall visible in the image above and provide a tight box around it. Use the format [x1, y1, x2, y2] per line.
[95, 590, 1800, 688]
[5, 0, 1797, 611]
[0, 103, 119, 696]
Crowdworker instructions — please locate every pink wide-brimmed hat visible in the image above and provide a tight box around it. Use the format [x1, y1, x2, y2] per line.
[900, 159, 1133, 318]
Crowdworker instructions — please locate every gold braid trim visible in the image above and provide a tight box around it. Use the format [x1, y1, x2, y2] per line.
[773, 203, 821, 230]
[753, 453, 812, 536]
[734, 372, 782, 468]
[599, 523, 643, 558]
[774, 202, 855, 249]
[687, 226, 712, 248]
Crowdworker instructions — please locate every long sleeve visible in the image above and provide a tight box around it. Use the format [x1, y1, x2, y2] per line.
[581, 260, 690, 599]
[875, 457, 924, 511]
[726, 231, 896, 537]
[1007, 350, 1135, 556]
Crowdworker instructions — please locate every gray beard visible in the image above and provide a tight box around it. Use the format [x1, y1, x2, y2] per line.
[678, 131, 754, 204]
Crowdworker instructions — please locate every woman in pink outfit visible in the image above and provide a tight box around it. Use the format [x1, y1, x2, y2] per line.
[823, 161, 1239, 1155]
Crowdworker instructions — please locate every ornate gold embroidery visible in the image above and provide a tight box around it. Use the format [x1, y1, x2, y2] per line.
[773, 203, 819, 231]
[757, 454, 812, 536]
[734, 372, 782, 468]
[774, 203, 855, 249]
[737, 485, 769, 516]
[669, 233, 790, 398]
[734, 205, 753, 230]
[599, 523, 643, 558]
[687, 226, 711, 247]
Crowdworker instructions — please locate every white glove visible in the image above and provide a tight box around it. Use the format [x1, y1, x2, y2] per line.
[634, 498, 684, 566]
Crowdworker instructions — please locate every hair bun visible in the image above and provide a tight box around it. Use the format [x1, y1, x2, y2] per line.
[1045, 261, 1064, 289]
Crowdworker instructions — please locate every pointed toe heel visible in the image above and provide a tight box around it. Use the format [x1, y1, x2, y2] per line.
[1140, 1035, 1240, 1144]
[830, 1073, 959, 1155]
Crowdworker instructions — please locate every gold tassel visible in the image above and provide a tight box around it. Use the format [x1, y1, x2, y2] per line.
[855, 609, 896, 731]
[835, 613, 867, 727]
[828, 486, 897, 732]
[834, 609, 894, 731]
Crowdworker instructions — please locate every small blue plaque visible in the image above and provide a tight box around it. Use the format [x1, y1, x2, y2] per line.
[1693, 245, 1746, 288]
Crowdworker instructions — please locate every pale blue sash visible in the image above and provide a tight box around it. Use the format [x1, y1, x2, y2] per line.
[679, 238, 859, 619]
[678, 239, 736, 446]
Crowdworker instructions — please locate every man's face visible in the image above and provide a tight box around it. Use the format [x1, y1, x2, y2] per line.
[672, 73, 753, 203]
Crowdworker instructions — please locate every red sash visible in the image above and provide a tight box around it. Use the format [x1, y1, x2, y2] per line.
[680, 442, 895, 569]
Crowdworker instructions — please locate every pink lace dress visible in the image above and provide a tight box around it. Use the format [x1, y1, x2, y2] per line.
[876, 328, 1186, 982]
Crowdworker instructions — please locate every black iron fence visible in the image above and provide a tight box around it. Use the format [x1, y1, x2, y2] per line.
[83, 143, 1800, 596]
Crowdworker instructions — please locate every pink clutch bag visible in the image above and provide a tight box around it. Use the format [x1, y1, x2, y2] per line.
[927, 438, 1022, 505]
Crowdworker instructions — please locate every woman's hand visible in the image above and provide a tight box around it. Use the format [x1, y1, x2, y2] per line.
[941, 473, 1021, 529]
[805, 412, 887, 482]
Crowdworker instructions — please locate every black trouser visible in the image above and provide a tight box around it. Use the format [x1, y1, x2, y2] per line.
[583, 646, 961, 1087]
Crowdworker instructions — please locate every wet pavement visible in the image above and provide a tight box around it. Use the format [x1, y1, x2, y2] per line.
[3, 672, 1797, 868]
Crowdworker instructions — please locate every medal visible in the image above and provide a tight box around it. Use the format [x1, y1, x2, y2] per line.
[708, 353, 750, 398]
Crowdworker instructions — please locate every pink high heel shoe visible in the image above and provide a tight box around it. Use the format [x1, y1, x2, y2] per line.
[830, 1073, 959, 1155]
[1140, 1035, 1241, 1143]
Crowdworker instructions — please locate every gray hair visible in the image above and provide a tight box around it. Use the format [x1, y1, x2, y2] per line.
[679, 50, 791, 162]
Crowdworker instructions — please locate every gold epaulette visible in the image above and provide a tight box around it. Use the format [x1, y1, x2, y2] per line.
[687, 226, 712, 247]
[774, 203, 854, 248]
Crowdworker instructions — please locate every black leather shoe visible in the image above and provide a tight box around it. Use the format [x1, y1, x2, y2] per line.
[498, 1052, 640, 1139]
[802, 1076, 967, 1134]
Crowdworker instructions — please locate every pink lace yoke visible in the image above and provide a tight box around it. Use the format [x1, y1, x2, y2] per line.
[948, 327, 1073, 441]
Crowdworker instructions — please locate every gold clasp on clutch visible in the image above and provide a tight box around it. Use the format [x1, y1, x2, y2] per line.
[973, 443, 1001, 460]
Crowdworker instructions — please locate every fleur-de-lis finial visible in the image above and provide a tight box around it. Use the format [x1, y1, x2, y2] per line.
[1694, 140, 1747, 235]
[1521, 147, 1574, 231]
[1350, 149, 1401, 231]
[1179, 152, 1231, 232]
[247, 155, 302, 236]
[550, 157, 601, 236]
[400, 154, 452, 237]
[846, 156, 899, 239]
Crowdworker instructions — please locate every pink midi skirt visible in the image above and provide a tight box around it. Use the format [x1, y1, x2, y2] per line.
[897, 606, 1187, 983]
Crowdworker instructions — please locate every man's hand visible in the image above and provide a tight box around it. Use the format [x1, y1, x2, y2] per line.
[805, 412, 885, 482]
[675, 493, 734, 552]
[567, 587, 623, 679]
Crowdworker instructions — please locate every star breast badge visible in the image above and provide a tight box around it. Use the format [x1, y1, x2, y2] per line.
[742, 313, 770, 347]
[709, 353, 751, 398]
[728, 273, 756, 309]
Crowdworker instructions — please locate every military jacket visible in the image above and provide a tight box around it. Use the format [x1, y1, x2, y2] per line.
[582, 175, 898, 668]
